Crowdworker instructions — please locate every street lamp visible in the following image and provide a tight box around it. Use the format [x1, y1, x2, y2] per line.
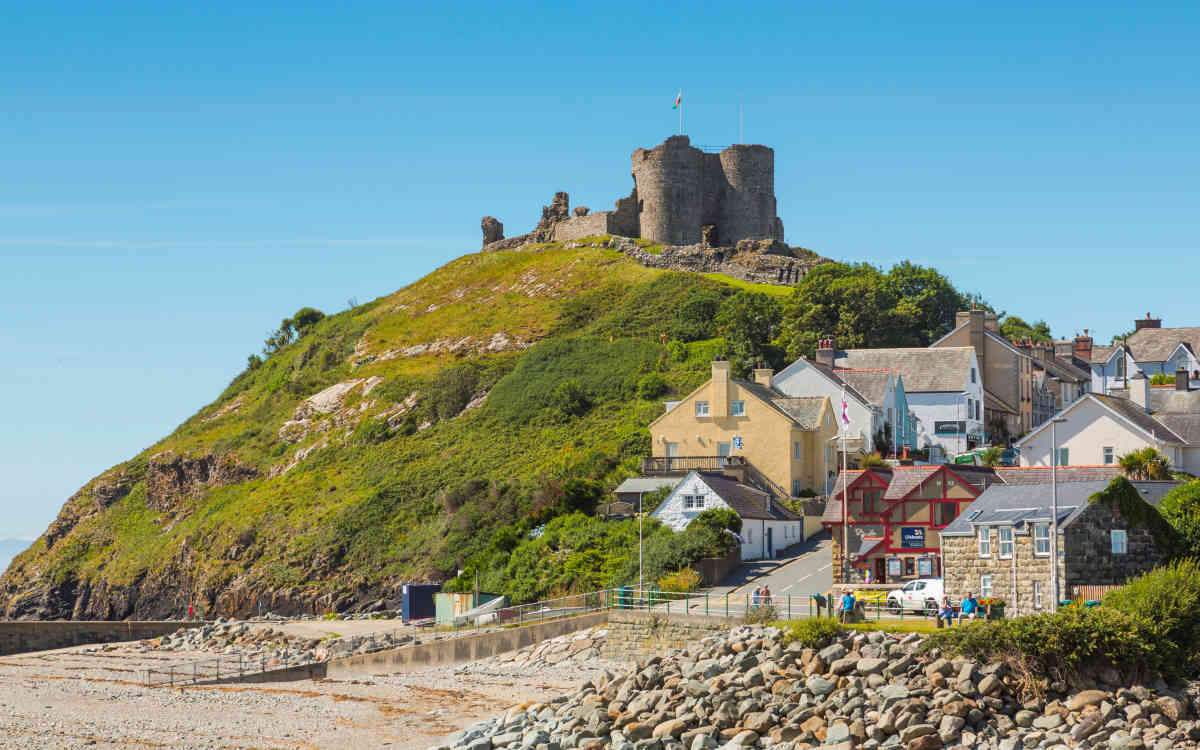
[1050, 416, 1067, 612]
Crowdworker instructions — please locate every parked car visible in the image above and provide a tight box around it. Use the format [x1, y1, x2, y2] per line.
[886, 578, 943, 615]
[953, 452, 982, 466]
[1000, 448, 1019, 467]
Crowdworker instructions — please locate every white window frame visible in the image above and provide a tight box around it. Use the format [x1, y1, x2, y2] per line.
[998, 527, 1013, 559]
[978, 527, 991, 558]
[665, 442, 679, 458]
[1055, 447, 1069, 466]
[1111, 529, 1127, 555]
[980, 574, 993, 598]
[695, 401, 710, 417]
[1103, 446, 1114, 465]
[1034, 523, 1050, 556]
[730, 400, 745, 417]
[717, 441, 732, 458]
[1033, 581, 1044, 609]
[793, 441, 801, 460]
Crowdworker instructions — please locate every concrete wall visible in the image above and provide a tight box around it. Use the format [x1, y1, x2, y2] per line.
[0, 620, 187, 656]
[324, 612, 607, 680]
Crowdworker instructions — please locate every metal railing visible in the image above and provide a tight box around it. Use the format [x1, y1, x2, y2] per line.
[641, 456, 727, 474]
[144, 650, 320, 688]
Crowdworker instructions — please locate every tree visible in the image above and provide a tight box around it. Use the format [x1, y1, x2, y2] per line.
[1159, 480, 1200, 555]
[291, 306, 326, 333]
[1117, 447, 1172, 480]
[716, 291, 782, 377]
[561, 478, 604, 515]
[547, 379, 591, 419]
[671, 287, 724, 342]
[1000, 316, 1052, 344]
[262, 306, 326, 355]
[980, 446, 1003, 467]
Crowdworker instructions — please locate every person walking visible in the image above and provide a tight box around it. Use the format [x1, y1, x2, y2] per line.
[761, 584, 773, 607]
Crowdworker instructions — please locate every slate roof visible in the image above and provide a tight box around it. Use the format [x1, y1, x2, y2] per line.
[821, 469, 876, 523]
[985, 389, 1018, 415]
[736, 381, 827, 429]
[1127, 327, 1200, 363]
[834, 347, 974, 393]
[1036, 355, 1090, 383]
[614, 477, 682, 495]
[821, 465, 995, 521]
[1090, 344, 1117, 365]
[940, 480, 1179, 536]
[696, 472, 800, 522]
[835, 370, 893, 405]
[806, 360, 873, 406]
[993, 466, 1123, 485]
[1092, 393, 1186, 443]
[1150, 387, 1200, 414]
[882, 466, 941, 500]
[1155, 414, 1200, 446]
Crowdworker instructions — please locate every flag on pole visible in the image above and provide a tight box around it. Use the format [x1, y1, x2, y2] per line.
[672, 90, 682, 109]
[841, 387, 851, 425]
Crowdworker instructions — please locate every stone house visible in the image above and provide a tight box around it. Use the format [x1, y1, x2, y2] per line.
[932, 309, 1034, 439]
[940, 479, 1178, 615]
[649, 470, 805, 561]
[646, 360, 837, 497]
[823, 464, 1005, 585]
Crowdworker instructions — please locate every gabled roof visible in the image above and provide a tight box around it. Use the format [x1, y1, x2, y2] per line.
[1090, 344, 1117, 365]
[984, 389, 1018, 415]
[821, 469, 886, 523]
[1155, 414, 1200, 446]
[798, 359, 873, 406]
[822, 465, 987, 521]
[882, 466, 941, 499]
[1150, 387, 1200, 415]
[994, 466, 1122, 484]
[835, 370, 893, 406]
[614, 477, 682, 495]
[736, 380, 829, 429]
[1036, 355, 1090, 383]
[940, 479, 1179, 536]
[1015, 393, 1187, 448]
[1127, 326, 1200, 363]
[834, 347, 975, 393]
[692, 472, 799, 522]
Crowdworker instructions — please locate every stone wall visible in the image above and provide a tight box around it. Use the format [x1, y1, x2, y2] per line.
[600, 611, 729, 661]
[0, 620, 187, 656]
[1064, 504, 1164, 587]
[943, 533, 1063, 617]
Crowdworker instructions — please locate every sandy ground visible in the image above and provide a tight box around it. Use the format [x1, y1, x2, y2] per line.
[0, 638, 626, 750]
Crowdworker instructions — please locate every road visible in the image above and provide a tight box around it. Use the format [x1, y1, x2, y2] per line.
[705, 531, 833, 610]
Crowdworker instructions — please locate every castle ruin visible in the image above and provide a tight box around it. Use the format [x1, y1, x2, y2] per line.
[483, 135, 785, 249]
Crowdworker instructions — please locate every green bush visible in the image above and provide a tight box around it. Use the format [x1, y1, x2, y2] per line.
[1158, 481, 1200, 554]
[1104, 559, 1200, 675]
[636, 373, 669, 400]
[691, 507, 742, 536]
[428, 363, 481, 421]
[548, 379, 591, 419]
[781, 618, 842, 648]
[352, 418, 391, 445]
[743, 604, 779, 625]
[658, 567, 702, 593]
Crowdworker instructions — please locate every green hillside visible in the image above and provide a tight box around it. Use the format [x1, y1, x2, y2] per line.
[0, 239, 985, 619]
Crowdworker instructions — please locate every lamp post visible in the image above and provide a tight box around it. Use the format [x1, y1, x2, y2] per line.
[639, 492, 644, 594]
[1050, 416, 1067, 612]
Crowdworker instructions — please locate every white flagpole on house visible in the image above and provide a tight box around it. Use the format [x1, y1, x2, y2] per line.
[679, 90, 683, 135]
[841, 385, 849, 586]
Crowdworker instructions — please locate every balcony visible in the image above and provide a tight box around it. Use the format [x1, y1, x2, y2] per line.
[641, 456, 731, 474]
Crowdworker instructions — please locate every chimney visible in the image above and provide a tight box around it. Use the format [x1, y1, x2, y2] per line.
[1130, 370, 1150, 413]
[711, 358, 730, 417]
[753, 363, 774, 388]
[816, 338, 837, 369]
[962, 309, 986, 375]
[1135, 313, 1162, 331]
[1073, 329, 1093, 362]
[1177, 368, 1190, 392]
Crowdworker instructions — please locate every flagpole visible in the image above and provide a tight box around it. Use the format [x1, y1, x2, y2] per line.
[679, 92, 683, 135]
[841, 386, 849, 587]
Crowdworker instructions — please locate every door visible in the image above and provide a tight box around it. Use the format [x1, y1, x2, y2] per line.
[874, 557, 886, 584]
[766, 527, 773, 558]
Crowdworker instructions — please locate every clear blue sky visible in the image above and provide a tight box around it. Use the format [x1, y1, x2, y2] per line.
[3, 2, 1199, 538]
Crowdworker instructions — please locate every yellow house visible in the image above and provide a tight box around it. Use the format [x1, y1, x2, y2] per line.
[646, 360, 837, 497]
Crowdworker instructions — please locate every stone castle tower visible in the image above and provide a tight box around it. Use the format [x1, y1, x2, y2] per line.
[482, 135, 786, 249]
[631, 135, 783, 247]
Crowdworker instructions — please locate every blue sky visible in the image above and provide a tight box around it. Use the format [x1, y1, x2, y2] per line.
[3, 1, 1199, 538]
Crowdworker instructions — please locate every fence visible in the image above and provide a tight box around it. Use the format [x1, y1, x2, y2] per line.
[144, 650, 320, 688]
[1070, 584, 1122, 603]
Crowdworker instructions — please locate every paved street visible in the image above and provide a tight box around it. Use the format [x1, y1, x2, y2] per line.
[708, 531, 833, 602]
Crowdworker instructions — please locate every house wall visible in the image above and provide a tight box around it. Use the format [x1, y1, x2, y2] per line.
[1063, 505, 1164, 588]
[1018, 398, 1160, 468]
[909, 390, 984, 456]
[1092, 350, 1138, 393]
[943, 531, 1064, 617]
[772, 361, 878, 452]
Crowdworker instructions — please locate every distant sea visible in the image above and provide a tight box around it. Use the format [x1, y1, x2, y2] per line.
[0, 539, 32, 572]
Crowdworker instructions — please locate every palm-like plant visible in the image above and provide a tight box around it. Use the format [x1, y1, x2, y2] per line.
[1118, 447, 1172, 480]
[980, 446, 1003, 467]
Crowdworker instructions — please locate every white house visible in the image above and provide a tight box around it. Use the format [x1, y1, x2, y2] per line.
[815, 343, 984, 457]
[1016, 373, 1200, 475]
[649, 470, 804, 561]
[1069, 317, 1200, 394]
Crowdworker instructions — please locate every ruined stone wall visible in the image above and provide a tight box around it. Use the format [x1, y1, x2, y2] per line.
[553, 212, 614, 241]
[718, 145, 777, 243]
[631, 135, 707, 245]
[600, 611, 728, 660]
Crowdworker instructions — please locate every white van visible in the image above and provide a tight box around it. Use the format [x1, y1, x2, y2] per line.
[886, 579, 943, 615]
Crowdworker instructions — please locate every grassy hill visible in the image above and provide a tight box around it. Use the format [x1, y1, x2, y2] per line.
[1, 240, 771, 619]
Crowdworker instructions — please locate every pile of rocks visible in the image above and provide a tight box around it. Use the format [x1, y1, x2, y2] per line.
[138, 618, 323, 663]
[490, 627, 609, 669]
[433, 625, 1200, 750]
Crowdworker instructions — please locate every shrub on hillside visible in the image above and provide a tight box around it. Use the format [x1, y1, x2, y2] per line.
[1104, 559, 1200, 675]
[1158, 480, 1200, 554]
[548, 379, 591, 419]
[636, 373, 669, 400]
[561, 478, 604, 515]
[781, 618, 842, 648]
[691, 507, 742, 536]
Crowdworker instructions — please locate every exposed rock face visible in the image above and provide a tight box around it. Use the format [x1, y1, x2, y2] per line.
[146, 452, 259, 513]
[573, 206, 590, 217]
[481, 216, 504, 247]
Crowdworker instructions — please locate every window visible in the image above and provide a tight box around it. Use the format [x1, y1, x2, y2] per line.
[695, 401, 710, 417]
[980, 574, 993, 598]
[1033, 581, 1044, 609]
[971, 367, 977, 384]
[1111, 529, 1128, 555]
[1103, 446, 1114, 465]
[793, 441, 801, 460]
[936, 503, 958, 526]
[665, 442, 679, 458]
[1055, 448, 1069, 466]
[717, 442, 732, 458]
[730, 400, 745, 417]
[1034, 523, 1050, 556]
[792, 480, 803, 496]
[976, 401, 981, 421]
[905, 558, 916, 576]
[745, 528, 753, 544]
[1116, 355, 1126, 379]
[967, 397, 973, 418]
[978, 527, 991, 557]
[999, 527, 1013, 559]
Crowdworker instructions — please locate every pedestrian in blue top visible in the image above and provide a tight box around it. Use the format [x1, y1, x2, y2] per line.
[938, 597, 956, 628]
[838, 589, 857, 623]
[959, 592, 980, 622]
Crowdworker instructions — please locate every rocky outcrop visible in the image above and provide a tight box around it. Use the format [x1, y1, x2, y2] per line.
[481, 216, 504, 247]
[146, 452, 259, 513]
[437, 624, 1200, 750]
